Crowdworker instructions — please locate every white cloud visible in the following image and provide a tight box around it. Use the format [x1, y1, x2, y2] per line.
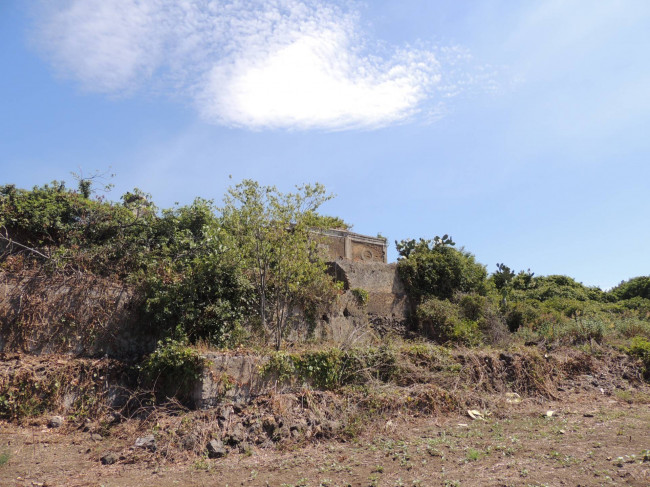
[33, 0, 484, 130]
[35, 0, 164, 93]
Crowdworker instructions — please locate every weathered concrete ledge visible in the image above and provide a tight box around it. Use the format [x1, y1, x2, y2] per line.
[193, 353, 270, 408]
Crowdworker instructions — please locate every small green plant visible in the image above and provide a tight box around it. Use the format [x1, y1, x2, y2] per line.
[0, 371, 63, 420]
[416, 298, 483, 345]
[0, 451, 9, 467]
[466, 448, 481, 461]
[351, 288, 369, 306]
[192, 456, 211, 471]
[261, 347, 399, 391]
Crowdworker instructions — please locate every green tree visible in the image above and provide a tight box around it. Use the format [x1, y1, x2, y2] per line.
[611, 276, 650, 301]
[141, 198, 251, 346]
[396, 236, 487, 302]
[220, 180, 336, 350]
[492, 263, 515, 291]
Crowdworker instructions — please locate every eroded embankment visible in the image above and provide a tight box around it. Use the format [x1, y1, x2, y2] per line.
[1, 344, 647, 463]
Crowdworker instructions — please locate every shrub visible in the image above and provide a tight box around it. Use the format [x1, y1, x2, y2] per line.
[416, 298, 482, 346]
[456, 293, 508, 344]
[615, 318, 650, 339]
[142, 259, 251, 347]
[396, 237, 487, 302]
[557, 319, 606, 345]
[611, 276, 650, 301]
[505, 301, 541, 332]
[627, 337, 650, 380]
[0, 182, 157, 276]
[522, 275, 604, 302]
[140, 338, 207, 404]
[457, 293, 486, 321]
[261, 347, 399, 390]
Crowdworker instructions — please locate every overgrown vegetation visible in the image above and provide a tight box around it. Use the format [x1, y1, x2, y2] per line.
[391, 232, 650, 367]
[139, 338, 208, 404]
[1, 176, 649, 380]
[0, 178, 343, 350]
[0, 357, 120, 421]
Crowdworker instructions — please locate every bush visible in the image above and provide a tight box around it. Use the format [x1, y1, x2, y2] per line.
[615, 319, 650, 339]
[627, 337, 650, 380]
[457, 293, 486, 321]
[557, 319, 606, 345]
[522, 275, 605, 302]
[611, 276, 650, 301]
[261, 347, 399, 390]
[505, 301, 542, 332]
[0, 182, 158, 276]
[416, 298, 482, 346]
[456, 293, 508, 344]
[139, 338, 207, 404]
[396, 237, 487, 302]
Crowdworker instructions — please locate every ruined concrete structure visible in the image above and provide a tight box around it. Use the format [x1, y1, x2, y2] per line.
[1, 227, 411, 410]
[317, 229, 387, 264]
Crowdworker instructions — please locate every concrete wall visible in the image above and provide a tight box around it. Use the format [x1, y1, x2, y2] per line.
[0, 270, 155, 358]
[323, 260, 410, 339]
[316, 229, 387, 264]
[193, 353, 270, 408]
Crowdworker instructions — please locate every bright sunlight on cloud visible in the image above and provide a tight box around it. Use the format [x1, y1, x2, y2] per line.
[33, 0, 480, 130]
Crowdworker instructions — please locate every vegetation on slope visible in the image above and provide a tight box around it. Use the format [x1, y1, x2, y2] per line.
[1, 176, 649, 371]
[0, 178, 342, 350]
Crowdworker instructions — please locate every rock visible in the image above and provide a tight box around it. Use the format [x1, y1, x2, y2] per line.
[180, 433, 198, 451]
[100, 452, 118, 465]
[262, 416, 277, 436]
[90, 433, 103, 441]
[218, 405, 233, 422]
[505, 392, 522, 404]
[48, 416, 64, 428]
[226, 423, 246, 445]
[238, 441, 252, 454]
[206, 439, 226, 458]
[134, 435, 156, 452]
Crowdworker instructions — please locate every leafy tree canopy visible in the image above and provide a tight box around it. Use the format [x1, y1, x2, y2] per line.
[610, 276, 650, 301]
[396, 235, 487, 302]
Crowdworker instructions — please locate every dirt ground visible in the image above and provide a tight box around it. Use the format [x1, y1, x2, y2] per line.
[1, 387, 649, 487]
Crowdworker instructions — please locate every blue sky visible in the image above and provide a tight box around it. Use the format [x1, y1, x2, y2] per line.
[1, 0, 649, 289]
